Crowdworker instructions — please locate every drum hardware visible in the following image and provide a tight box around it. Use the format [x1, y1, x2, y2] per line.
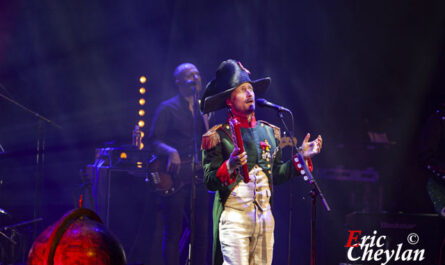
[0, 217, 43, 263]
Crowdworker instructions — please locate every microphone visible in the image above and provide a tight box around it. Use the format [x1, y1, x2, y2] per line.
[186, 80, 199, 95]
[256, 98, 291, 113]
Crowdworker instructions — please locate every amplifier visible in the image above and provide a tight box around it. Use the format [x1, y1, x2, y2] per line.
[93, 146, 152, 169]
[84, 164, 162, 264]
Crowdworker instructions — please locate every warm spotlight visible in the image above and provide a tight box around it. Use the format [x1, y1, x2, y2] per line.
[120, 152, 127, 159]
[138, 120, 145, 127]
[139, 98, 146, 105]
[139, 76, 147, 84]
[139, 87, 146, 94]
[139, 109, 145, 116]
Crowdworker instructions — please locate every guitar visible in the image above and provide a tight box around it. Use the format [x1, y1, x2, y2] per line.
[148, 155, 203, 197]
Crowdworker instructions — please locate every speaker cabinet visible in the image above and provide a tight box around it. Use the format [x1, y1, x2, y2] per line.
[85, 165, 163, 264]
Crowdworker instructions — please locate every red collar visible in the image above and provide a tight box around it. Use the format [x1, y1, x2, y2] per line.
[227, 113, 256, 128]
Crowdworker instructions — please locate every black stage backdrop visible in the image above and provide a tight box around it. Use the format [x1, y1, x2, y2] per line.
[0, 0, 444, 264]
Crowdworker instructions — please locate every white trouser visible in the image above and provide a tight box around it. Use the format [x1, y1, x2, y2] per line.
[219, 205, 274, 265]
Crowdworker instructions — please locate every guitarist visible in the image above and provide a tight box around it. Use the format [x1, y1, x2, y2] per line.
[200, 59, 322, 265]
[148, 63, 210, 265]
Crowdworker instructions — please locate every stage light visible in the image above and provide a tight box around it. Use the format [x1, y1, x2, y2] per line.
[120, 152, 127, 159]
[135, 74, 147, 150]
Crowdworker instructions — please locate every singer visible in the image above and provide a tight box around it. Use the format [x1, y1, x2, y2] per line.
[200, 59, 322, 265]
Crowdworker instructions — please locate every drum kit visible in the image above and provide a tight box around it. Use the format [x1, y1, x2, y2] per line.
[1, 145, 41, 263]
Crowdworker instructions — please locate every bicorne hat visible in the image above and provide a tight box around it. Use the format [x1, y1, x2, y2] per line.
[200, 59, 271, 114]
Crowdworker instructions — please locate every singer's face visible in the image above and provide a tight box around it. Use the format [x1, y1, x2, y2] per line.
[176, 64, 201, 97]
[227, 82, 255, 116]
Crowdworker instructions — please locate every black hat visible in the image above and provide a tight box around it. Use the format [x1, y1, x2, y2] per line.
[200, 59, 271, 113]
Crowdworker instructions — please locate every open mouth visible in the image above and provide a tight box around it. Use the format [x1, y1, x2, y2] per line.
[246, 98, 254, 104]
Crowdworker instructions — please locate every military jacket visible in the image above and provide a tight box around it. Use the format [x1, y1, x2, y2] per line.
[201, 119, 299, 265]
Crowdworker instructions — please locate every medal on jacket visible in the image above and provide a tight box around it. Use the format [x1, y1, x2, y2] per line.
[260, 140, 272, 161]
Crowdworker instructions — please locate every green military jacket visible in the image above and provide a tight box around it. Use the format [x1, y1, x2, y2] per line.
[201, 120, 299, 265]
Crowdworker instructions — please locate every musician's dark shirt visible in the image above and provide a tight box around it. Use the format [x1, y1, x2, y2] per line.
[148, 94, 206, 161]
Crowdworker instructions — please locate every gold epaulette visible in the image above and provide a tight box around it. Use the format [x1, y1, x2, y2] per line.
[201, 124, 222, 150]
[259, 120, 281, 141]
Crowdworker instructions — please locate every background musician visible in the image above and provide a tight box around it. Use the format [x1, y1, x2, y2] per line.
[148, 62, 210, 265]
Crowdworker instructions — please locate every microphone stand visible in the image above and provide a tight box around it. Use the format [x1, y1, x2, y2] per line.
[186, 86, 200, 265]
[0, 91, 61, 239]
[276, 110, 330, 265]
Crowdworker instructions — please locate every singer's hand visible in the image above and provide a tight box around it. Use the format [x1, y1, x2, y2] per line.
[300, 133, 323, 159]
[167, 149, 181, 175]
[228, 147, 247, 171]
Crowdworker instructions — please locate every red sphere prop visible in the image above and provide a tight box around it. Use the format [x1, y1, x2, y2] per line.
[27, 208, 126, 265]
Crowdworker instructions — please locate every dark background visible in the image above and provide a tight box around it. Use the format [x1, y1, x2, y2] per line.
[0, 0, 444, 264]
